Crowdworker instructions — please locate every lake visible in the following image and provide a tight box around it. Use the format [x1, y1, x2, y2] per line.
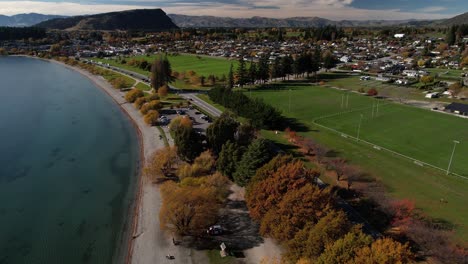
[0, 56, 139, 264]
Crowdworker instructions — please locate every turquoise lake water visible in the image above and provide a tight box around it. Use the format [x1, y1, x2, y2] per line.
[0, 57, 139, 264]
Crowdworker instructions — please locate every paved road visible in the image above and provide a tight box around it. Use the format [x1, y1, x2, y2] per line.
[178, 93, 222, 117]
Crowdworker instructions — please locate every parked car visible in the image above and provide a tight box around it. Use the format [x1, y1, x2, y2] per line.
[207, 225, 223, 235]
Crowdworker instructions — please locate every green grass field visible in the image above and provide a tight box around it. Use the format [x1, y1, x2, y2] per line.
[135, 82, 151, 91]
[94, 54, 237, 89]
[248, 82, 468, 240]
[426, 68, 466, 80]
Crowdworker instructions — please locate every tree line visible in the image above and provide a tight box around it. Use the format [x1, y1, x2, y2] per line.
[227, 48, 336, 89]
[0, 27, 46, 41]
[207, 87, 283, 129]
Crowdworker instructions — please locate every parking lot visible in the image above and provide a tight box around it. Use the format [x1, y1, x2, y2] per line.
[159, 107, 212, 134]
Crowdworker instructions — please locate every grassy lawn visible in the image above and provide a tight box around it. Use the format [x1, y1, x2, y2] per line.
[101, 70, 135, 88]
[426, 68, 466, 80]
[248, 82, 468, 240]
[319, 73, 430, 101]
[135, 82, 151, 91]
[206, 250, 237, 264]
[94, 54, 237, 89]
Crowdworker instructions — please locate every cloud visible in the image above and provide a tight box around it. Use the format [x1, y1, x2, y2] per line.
[417, 6, 447, 13]
[0, 0, 456, 20]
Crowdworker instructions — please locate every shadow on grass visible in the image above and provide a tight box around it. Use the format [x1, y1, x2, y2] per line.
[281, 117, 309, 132]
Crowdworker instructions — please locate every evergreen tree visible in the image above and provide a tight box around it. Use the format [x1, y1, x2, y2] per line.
[233, 138, 273, 186]
[257, 55, 270, 83]
[281, 55, 294, 80]
[173, 126, 203, 162]
[206, 112, 239, 154]
[277, 28, 284, 41]
[151, 55, 174, 90]
[236, 58, 248, 87]
[322, 51, 335, 72]
[227, 63, 234, 89]
[312, 46, 321, 76]
[447, 25, 456, 46]
[217, 141, 244, 180]
[248, 61, 257, 84]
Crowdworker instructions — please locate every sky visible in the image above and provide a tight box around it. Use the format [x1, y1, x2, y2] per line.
[0, 0, 466, 20]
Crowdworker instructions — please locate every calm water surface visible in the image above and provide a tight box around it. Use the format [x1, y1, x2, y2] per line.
[0, 57, 139, 264]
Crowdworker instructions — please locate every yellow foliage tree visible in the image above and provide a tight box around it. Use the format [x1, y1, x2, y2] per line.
[159, 180, 224, 235]
[144, 110, 159, 126]
[144, 146, 179, 180]
[125, 89, 144, 103]
[158, 85, 169, 98]
[350, 238, 413, 264]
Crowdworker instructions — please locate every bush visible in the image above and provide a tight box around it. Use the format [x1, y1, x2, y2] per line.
[134, 97, 147, 109]
[144, 110, 159, 126]
[148, 93, 160, 101]
[125, 89, 145, 103]
[367, 88, 378, 96]
[140, 100, 162, 115]
[158, 85, 169, 97]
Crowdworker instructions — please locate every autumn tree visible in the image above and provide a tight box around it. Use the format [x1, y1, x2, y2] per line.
[169, 115, 193, 132]
[248, 154, 294, 187]
[144, 110, 159, 126]
[159, 181, 222, 235]
[233, 138, 273, 186]
[144, 146, 179, 180]
[367, 88, 378, 96]
[206, 112, 239, 154]
[140, 100, 162, 115]
[316, 229, 372, 264]
[158, 84, 169, 97]
[390, 199, 415, 229]
[125, 89, 144, 103]
[328, 158, 347, 181]
[246, 159, 320, 221]
[259, 183, 334, 241]
[285, 210, 351, 263]
[177, 151, 215, 179]
[134, 97, 147, 109]
[351, 238, 413, 264]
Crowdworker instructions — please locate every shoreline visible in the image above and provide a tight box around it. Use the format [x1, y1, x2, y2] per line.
[43, 57, 193, 264]
[16, 55, 167, 263]
[48, 58, 147, 264]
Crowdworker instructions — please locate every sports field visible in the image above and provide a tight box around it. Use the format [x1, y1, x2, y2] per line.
[248, 82, 468, 239]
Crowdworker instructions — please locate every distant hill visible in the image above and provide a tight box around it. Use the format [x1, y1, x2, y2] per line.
[35, 9, 178, 31]
[168, 14, 441, 28]
[0, 13, 64, 27]
[441, 12, 468, 26]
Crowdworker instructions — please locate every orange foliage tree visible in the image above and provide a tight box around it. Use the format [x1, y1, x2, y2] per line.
[259, 183, 334, 241]
[246, 160, 320, 222]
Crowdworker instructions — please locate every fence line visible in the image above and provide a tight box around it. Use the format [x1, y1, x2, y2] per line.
[312, 105, 467, 180]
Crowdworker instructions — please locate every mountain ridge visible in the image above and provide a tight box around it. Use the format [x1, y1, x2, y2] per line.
[35, 9, 178, 31]
[0, 13, 64, 27]
[168, 14, 446, 28]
